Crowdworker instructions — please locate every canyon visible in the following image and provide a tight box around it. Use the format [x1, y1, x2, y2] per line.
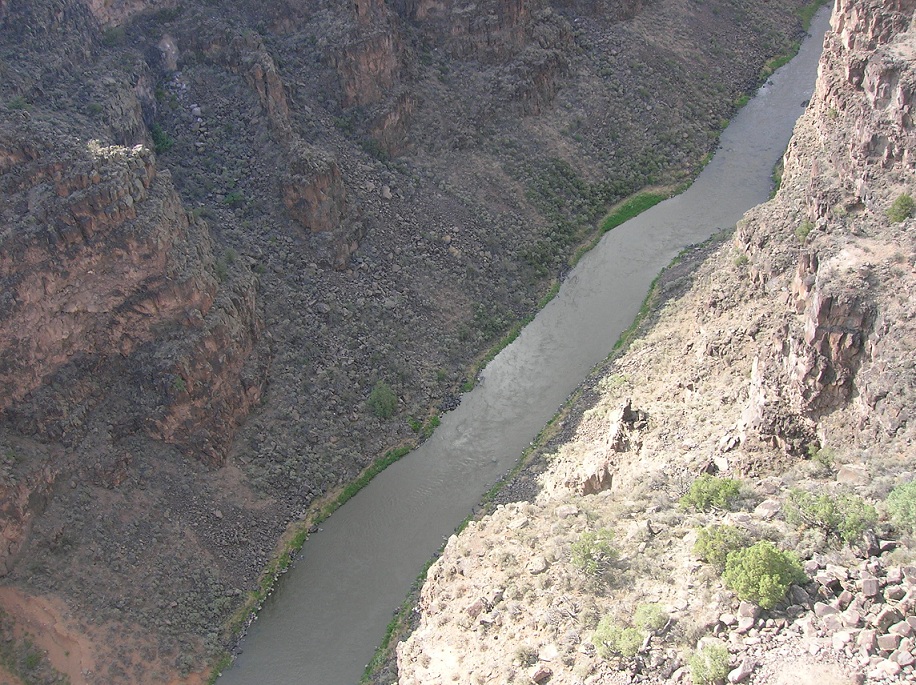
[394, 1, 916, 683]
[0, 0, 907, 684]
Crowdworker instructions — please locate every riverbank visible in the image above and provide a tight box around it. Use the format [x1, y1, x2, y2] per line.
[210, 185, 686, 681]
[395, 1, 916, 681]
[362, 229, 732, 685]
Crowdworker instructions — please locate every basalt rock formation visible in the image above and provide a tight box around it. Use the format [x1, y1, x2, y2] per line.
[397, 1, 916, 684]
[0, 0, 823, 681]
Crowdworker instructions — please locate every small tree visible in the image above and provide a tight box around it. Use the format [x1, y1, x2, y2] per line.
[722, 541, 806, 609]
[689, 643, 730, 685]
[887, 481, 916, 532]
[785, 489, 877, 544]
[679, 475, 741, 512]
[693, 524, 748, 571]
[367, 381, 398, 419]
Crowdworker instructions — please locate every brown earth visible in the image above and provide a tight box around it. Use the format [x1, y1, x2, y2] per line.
[0, 0, 825, 681]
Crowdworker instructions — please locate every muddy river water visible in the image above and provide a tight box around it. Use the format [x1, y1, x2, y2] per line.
[220, 9, 832, 684]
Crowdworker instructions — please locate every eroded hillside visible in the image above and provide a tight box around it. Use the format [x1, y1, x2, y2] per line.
[396, 1, 916, 683]
[1, 0, 822, 681]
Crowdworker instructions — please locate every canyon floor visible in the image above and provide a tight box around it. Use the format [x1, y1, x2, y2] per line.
[393, 1, 916, 683]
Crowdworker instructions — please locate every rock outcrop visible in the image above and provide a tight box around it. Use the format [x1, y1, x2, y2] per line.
[0, 116, 265, 466]
[0, 124, 212, 411]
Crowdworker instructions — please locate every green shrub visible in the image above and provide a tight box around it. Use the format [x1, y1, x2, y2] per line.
[722, 541, 806, 609]
[887, 193, 914, 223]
[149, 123, 174, 153]
[224, 192, 245, 207]
[679, 475, 741, 512]
[423, 415, 440, 438]
[101, 26, 125, 47]
[570, 529, 618, 577]
[8, 96, 29, 111]
[887, 481, 916, 532]
[367, 381, 398, 419]
[795, 219, 814, 243]
[806, 444, 835, 476]
[592, 616, 643, 659]
[633, 603, 668, 633]
[689, 643, 731, 685]
[694, 524, 749, 571]
[784, 489, 877, 544]
[771, 158, 784, 195]
[214, 258, 229, 283]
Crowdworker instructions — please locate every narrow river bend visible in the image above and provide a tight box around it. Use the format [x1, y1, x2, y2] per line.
[220, 9, 831, 684]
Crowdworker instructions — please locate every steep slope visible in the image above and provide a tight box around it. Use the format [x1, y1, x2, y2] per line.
[0, 0, 820, 681]
[397, 1, 916, 683]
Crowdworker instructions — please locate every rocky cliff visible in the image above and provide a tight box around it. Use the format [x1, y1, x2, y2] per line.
[0, 0, 823, 681]
[396, 1, 916, 684]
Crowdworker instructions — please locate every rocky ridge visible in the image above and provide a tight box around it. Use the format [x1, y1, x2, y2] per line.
[396, 1, 916, 683]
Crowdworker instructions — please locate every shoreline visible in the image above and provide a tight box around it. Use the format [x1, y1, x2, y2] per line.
[359, 228, 731, 685]
[209, 2, 830, 679]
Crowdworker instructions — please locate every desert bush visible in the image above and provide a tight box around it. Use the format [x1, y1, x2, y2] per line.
[689, 643, 730, 685]
[803, 444, 836, 478]
[367, 381, 398, 419]
[693, 524, 749, 571]
[633, 603, 668, 633]
[570, 529, 618, 577]
[592, 616, 642, 659]
[679, 475, 741, 512]
[887, 481, 916, 532]
[784, 489, 877, 544]
[8, 96, 29, 111]
[795, 219, 814, 242]
[514, 646, 538, 667]
[149, 123, 174, 153]
[722, 541, 806, 609]
[887, 193, 914, 223]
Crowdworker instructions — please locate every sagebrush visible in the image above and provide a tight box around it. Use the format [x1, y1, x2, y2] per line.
[570, 529, 618, 577]
[679, 475, 741, 512]
[722, 541, 806, 609]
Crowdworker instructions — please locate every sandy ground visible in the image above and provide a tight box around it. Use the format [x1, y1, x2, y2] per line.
[0, 587, 95, 684]
[0, 587, 208, 685]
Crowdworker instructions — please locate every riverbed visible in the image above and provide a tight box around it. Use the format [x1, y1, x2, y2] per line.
[219, 8, 832, 684]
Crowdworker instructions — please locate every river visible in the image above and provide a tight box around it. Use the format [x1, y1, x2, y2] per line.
[219, 8, 832, 684]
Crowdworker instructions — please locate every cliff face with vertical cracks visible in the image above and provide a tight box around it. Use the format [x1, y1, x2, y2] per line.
[0, 116, 264, 464]
[0, 124, 212, 412]
[737, 0, 916, 435]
